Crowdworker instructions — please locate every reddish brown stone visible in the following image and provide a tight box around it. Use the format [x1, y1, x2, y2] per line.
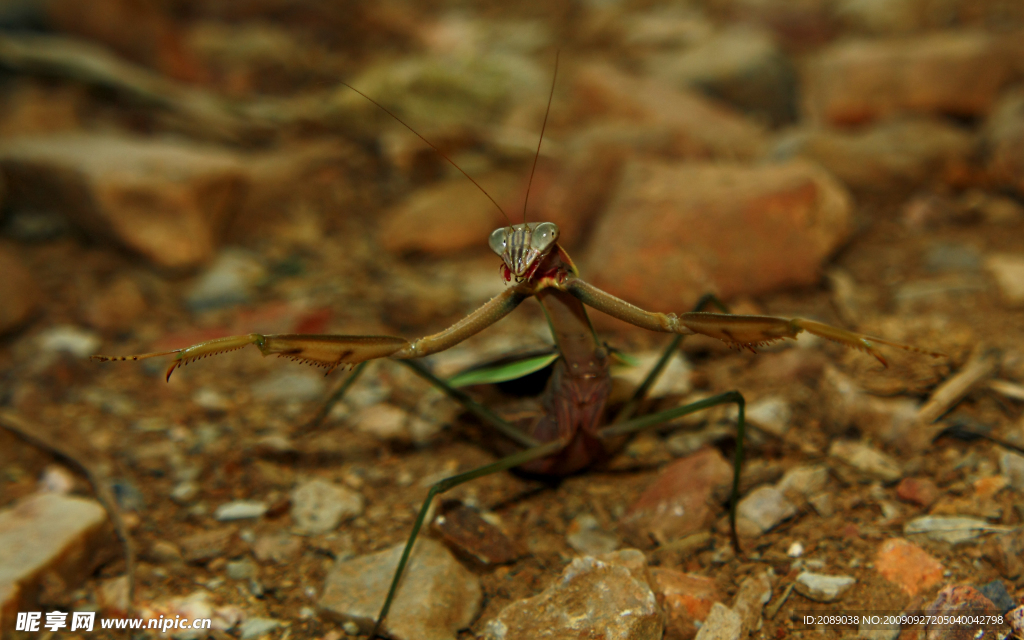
[875, 538, 945, 596]
[805, 32, 1014, 125]
[0, 133, 247, 270]
[896, 477, 942, 508]
[583, 159, 852, 314]
[924, 585, 999, 640]
[620, 448, 733, 548]
[378, 173, 519, 256]
[781, 118, 975, 191]
[650, 568, 723, 640]
[430, 500, 520, 565]
[567, 63, 768, 161]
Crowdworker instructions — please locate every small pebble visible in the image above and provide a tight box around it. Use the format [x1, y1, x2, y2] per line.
[737, 486, 797, 535]
[38, 325, 101, 358]
[566, 514, 621, 556]
[192, 387, 233, 414]
[903, 515, 1010, 544]
[170, 481, 200, 504]
[342, 621, 360, 635]
[252, 532, 303, 564]
[650, 568, 722, 640]
[830, 440, 902, 483]
[185, 248, 265, 311]
[808, 492, 834, 517]
[875, 538, 944, 596]
[215, 500, 268, 521]
[431, 500, 520, 565]
[794, 572, 856, 602]
[239, 617, 281, 640]
[38, 465, 75, 494]
[290, 478, 364, 535]
[999, 451, 1024, 490]
[111, 479, 146, 511]
[895, 477, 941, 507]
[226, 558, 258, 581]
[977, 579, 1016, 614]
[924, 585, 999, 640]
[620, 448, 733, 547]
[777, 465, 829, 497]
[179, 527, 236, 563]
[694, 602, 742, 640]
[787, 541, 804, 557]
[148, 540, 183, 565]
[745, 396, 792, 436]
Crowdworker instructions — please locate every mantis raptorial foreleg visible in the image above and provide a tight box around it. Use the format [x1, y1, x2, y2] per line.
[92, 288, 530, 380]
[563, 278, 945, 366]
[92, 333, 409, 381]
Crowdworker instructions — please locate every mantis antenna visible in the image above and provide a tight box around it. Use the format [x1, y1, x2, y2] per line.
[522, 49, 560, 224]
[338, 80, 514, 229]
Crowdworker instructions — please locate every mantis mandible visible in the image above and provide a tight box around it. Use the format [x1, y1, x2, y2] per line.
[93, 55, 946, 638]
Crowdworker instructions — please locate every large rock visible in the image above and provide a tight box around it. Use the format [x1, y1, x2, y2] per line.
[583, 159, 852, 313]
[804, 31, 1014, 125]
[319, 538, 481, 640]
[775, 118, 975, 190]
[521, 64, 771, 249]
[379, 172, 520, 255]
[483, 550, 662, 640]
[648, 26, 798, 127]
[0, 494, 113, 628]
[620, 448, 733, 547]
[566, 63, 768, 161]
[0, 133, 247, 270]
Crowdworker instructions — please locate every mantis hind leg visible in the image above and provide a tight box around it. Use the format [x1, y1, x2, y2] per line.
[298, 359, 541, 449]
[602, 293, 747, 550]
[370, 439, 565, 639]
[614, 293, 732, 424]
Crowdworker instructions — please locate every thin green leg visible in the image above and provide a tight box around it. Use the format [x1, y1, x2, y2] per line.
[599, 390, 747, 553]
[371, 438, 565, 639]
[396, 358, 541, 449]
[613, 293, 732, 424]
[296, 361, 368, 436]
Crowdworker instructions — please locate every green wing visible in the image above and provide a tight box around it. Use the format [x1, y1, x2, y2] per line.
[448, 350, 560, 388]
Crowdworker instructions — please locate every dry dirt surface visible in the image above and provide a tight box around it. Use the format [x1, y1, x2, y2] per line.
[1, 1, 1024, 640]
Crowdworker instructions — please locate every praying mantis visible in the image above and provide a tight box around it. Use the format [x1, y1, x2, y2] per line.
[93, 57, 946, 638]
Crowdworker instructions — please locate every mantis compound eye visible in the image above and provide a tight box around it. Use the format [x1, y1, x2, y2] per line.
[489, 227, 509, 256]
[530, 222, 559, 253]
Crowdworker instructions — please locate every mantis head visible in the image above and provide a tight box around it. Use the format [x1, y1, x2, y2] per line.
[489, 222, 560, 283]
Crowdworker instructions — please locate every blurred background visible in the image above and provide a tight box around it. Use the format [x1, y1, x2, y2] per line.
[1, 0, 1024, 638]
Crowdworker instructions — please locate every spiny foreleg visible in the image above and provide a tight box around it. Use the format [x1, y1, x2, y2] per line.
[675, 313, 945, 367]
[563, 278, 945, 366]
[92, 334, 408, 381]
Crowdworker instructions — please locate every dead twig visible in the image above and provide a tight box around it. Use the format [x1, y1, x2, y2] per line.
[917, 346, 1000, 424]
